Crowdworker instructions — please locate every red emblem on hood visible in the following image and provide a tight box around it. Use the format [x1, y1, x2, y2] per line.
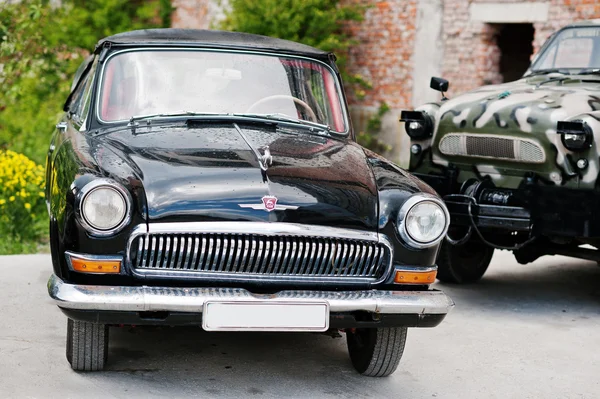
[262, 196, 278, 212]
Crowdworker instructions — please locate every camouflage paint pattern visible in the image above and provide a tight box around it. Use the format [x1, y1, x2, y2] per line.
[408, 74, 600, 190]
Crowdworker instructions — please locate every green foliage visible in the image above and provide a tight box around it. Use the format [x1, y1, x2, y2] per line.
[220, 0, 369, 94]
[357, 103, 392, 154]
[0, 0, 171, 164]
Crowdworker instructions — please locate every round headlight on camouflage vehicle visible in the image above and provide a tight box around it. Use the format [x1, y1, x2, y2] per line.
[557, 120, 592, 152]
[75, 179, 132, 236]
[401, 111, 434, 140]
[397, 195, 449, 249]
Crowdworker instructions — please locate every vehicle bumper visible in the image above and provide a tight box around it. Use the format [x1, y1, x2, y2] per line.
[47, 274, 454, 328]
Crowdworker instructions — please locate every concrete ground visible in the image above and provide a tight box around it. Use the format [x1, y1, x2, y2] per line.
[0, 252, 599, 398]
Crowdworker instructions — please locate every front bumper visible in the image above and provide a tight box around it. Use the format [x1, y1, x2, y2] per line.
[47, 274, 454, 327]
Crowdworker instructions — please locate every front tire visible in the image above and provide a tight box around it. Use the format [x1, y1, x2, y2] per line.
[436, 237, 494, 284]
[66, 319, 109, 371]
[346, 327, 407, 377]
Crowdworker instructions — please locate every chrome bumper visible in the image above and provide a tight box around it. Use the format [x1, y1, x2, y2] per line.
[47, 274, 454, 315]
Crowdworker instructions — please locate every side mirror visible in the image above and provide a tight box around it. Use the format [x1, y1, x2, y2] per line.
[430, 77, 449, 101]
[430, 77, 449, 93]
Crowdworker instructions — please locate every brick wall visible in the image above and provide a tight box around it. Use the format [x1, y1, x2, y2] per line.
[344, 0, 417, 109]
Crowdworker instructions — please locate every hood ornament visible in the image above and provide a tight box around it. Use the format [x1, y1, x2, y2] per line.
[258, 146, 273, 171]
[239, 196, 298, 212]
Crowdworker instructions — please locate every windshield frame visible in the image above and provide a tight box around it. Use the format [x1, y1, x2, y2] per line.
[94, 47, 350, 135]
[530, 25, 600, 73]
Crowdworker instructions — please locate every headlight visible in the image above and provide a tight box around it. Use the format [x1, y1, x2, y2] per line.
[557, 120, 592, 151]
[76, 179, 131, 236]
[400, 111, 434, 140]
[397, 195, 449, 249]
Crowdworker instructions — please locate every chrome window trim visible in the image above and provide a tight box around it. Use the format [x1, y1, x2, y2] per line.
[397, 194, 450, 249]
[94, 47, 350, 134]
[125, 222, 394, 284]
[74, 178, 133, 237]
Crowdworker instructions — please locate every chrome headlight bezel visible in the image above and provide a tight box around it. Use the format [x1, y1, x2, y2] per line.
[75, 179, 132, 237]
[397, 194, 450, 249]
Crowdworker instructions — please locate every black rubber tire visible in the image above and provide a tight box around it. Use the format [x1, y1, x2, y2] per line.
[346, 327, 407, 377]
[66, 319, 109, 371]
[436, 237, 494, 284]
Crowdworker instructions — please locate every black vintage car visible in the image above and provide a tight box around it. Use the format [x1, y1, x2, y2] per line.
[46, 29, 453, 377]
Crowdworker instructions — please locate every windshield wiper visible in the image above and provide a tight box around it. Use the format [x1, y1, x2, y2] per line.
[575, 69, 600, 76]
[526, 68, 572, 77]
[235, 113, 331, 133]
[126, 111, 335, 135]
[128, 111, 222, 124]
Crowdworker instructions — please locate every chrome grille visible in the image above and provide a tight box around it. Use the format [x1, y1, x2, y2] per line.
[130, 232, 390, 280]
[439, 133, 545, 163]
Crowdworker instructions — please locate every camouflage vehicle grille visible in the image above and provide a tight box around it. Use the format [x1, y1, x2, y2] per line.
[439, 134, 545, 164]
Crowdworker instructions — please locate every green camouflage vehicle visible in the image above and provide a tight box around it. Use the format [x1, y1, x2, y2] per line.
[402, 22, 600, 283]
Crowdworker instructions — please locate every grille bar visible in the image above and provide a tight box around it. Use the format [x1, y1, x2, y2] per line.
[131, 233, 390, 280]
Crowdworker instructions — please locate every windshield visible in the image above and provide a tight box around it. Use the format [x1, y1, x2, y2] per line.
[97, 49, 347, 132]
[532, 26, 600, 71]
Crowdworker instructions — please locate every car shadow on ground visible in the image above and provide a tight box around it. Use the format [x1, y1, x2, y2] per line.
[100, 327, 383, 397]
[435, 253, 600, 315]
[88, 253, 600, 396]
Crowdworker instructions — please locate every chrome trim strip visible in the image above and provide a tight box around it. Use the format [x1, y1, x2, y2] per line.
[125, 222, 395, 284]
[397, 194, 450, 250]
[48, 274, 454, 315]
[143, 222, 381, 241]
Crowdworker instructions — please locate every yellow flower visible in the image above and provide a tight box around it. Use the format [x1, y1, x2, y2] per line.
[24, 203, 31, 210]
[0, 199, 5, 205]
[9, 196, 15, 202]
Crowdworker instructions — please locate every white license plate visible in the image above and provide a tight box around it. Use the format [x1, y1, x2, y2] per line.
[202, 301, 329, 332]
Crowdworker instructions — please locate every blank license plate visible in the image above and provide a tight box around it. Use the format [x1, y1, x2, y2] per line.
[202, 301, 329, 332]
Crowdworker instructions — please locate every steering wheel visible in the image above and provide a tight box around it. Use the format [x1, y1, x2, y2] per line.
[245, 95, 318, 122]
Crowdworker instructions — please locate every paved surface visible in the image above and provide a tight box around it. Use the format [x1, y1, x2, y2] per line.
[1, 252, 599, 398]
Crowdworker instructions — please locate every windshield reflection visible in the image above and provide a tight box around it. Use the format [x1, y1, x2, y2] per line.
[98, 50, 347, 132]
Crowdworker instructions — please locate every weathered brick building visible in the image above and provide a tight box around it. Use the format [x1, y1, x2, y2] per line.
[171, 0, 600, 165]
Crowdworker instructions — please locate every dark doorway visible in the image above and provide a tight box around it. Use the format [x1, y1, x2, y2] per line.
[496, 24, 535, 82]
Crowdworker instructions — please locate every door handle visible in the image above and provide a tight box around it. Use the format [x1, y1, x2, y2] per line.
[56, 122, 67, 132]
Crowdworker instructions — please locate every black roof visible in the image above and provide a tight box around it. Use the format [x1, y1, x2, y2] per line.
[95, 29, 333, 62]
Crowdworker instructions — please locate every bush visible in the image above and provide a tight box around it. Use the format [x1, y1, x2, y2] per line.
[0, 150, 47, 253]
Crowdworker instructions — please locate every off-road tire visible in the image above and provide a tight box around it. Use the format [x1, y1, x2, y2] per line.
[66, 319, 109, 371]
[346, 327, 407, 377]
[436, 237, 494, 284]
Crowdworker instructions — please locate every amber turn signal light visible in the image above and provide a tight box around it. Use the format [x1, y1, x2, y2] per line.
[70, 257, 121, 274]
[394, 269, 437, 284]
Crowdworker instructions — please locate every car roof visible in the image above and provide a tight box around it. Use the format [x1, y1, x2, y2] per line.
[95, 29, 333, 62]
[564, 20, 600, 28]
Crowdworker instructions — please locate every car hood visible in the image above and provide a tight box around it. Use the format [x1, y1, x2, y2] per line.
[96, 122, 379, 231]
[436, 74, 600, 135]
